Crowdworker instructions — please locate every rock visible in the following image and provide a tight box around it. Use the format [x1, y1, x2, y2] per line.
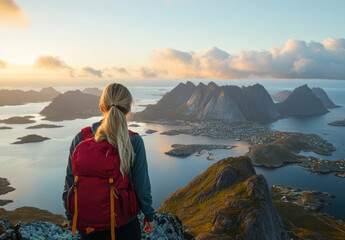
[159, 156, 288, 239]
[16, 221, 78, 240]
[335, 172, 345, 178]
[40, 90, 101, 121]
[138, 212, 186, 240]
[311, 87, 340, 108]
[0, 116, 35, 124]
[129, 124, 141, 127]
[276, 84, 329, 117]
[134, 81, 196, 121]
[11, 134, 50, 144]
[145, 129, 157, 134]
[328, 119, 345, 126]
[0, 127, 12, 130]
[135, 82, 280, 122]
[0, 212, 188, 240]
[0, 87, 60, 107]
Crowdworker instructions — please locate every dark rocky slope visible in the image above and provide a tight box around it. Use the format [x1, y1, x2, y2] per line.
[40, 90, 101, 121]
[136, 81, 196, 121]
[159, 156, 289, 239]
[311, 87, 340, 108]
[276, 85, 328, 117]
[136, 82, 280, 122]
[0, 88, 60, 107]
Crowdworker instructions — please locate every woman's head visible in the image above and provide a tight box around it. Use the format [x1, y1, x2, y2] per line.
[95, 83, 135, 176]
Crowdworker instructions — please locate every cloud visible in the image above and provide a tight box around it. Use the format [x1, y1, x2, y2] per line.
[0, 0, 29, 27]
[81, 66, 103, 78]
[139, 67, 157, 78]
[148, 38, 345, 80]
[0, 60, 7, 69]
[34, 55, 75, 77]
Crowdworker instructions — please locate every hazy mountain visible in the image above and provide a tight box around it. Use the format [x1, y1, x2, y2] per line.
[82, 87, 103, 96]
[136, 82, 280, 122]
[311, 87, 340, 108]
[40, 90, 101, 121]
[271, 90, 292, 102]
[0, 87, 60, 107]
[159, 156, 289, 239]
[276, 85, 329, 117]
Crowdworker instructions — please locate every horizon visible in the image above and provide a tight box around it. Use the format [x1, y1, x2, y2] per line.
[1, 0, 345, 83]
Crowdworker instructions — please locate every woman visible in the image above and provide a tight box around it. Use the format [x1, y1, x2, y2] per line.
[62, 83, 155, 239]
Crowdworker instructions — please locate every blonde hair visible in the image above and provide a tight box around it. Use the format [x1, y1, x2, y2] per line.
[94, 83, 135, 176]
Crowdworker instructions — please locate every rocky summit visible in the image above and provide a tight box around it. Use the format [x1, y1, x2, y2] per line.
[276, 84, 329, 117]
[136, 82, 280, 122]
[158, 156, 288, 240]
[0, 212, 187, 240]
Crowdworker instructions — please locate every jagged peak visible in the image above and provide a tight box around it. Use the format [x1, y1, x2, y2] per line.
[186, 81, 196, 87]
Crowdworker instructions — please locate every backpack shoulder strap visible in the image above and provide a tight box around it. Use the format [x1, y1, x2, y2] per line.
[128, 130, 138, 136]
[81, 126, 93, 140]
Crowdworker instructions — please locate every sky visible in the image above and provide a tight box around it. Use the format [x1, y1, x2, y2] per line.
[0, 0, 345, 85]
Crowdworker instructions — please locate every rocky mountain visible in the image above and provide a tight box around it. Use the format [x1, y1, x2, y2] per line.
[0, 87, 60, 107]
[135, 82, 280, 122]
[311, 87, 340, 108]
[136, 81, 196, 120]
[159, 156, 289, 239]
[240, 84, 280, 121]
[82, 87, 103, 96]
[271, 90, 292, 102]
[276, 84, 329, 117]
[40, 90, 101, 121]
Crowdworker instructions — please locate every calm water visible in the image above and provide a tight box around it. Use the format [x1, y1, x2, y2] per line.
[0, 80, 344, 220]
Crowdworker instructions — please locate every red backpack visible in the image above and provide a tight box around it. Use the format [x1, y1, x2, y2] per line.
[66, 127, 140, 240]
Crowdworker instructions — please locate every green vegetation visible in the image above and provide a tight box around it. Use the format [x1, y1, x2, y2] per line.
[274, 201, 345, 239]
[0, 207, 66, 225]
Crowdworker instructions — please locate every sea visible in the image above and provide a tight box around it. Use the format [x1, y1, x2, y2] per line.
[0, 79, 344, 220]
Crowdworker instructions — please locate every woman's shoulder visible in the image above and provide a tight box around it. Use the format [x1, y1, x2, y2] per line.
[130, 132, 143, 144]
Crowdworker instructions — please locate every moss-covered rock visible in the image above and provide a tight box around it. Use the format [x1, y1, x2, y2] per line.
[158, 156, 288, 239]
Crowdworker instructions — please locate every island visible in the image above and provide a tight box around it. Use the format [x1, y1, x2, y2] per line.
[328, 119, 345, 126]
[0, 116, 35, 124]
[40, 90, 101, 121]
[0, 87, 60, 107]
[11, 134, 50, 144]
[0, 126, 12, 130]
[128, 123, 140, 127]
[0, 177, 15, 206]
[165, 143, 236, 157]
[26, 124, 63, 129]
[145, 129, 157, 134]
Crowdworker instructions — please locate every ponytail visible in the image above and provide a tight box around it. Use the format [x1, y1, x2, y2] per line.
[94, 83, 135, 176]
